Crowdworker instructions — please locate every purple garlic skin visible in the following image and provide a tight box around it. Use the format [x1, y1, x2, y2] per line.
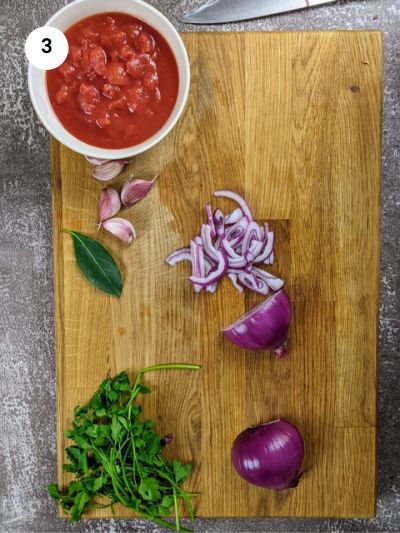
[99, 187, 121, 224]
[85, 155, 112, 166]
[92, 160, 128, 181]
[103, 217, 136, 245]
[121, 175, 158, 207]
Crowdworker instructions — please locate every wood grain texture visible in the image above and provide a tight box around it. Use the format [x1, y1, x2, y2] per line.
[51, 31, 382, 518]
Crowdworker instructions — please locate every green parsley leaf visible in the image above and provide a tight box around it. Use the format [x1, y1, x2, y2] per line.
[139, 477, 162, 501]
[47, 364, 200, 531]
[48, 483, 61, 501]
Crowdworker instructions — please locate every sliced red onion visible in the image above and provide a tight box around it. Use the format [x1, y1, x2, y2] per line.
[225, 207, 243, 225]
[249, 239, 264, 258]
[201, 224, 220, 262]
[166, 190, 284, 296]
[190, 240, 202, 293]
[222, 239, 241, 259]
[189, 250, 228, 287]
[255, 231, 274, 263]
[242, 221, 263, 253]
[227, 267, 247, 275]
[206, 283, 218, 293]
[214, 236, 222, 250]
[214, 190, 253, 221]
[267, 250, 275, 265]
[244, 252, 253, 274]
[238, 272, 269, 295]
[165, 248, 192, 266]
[229, 234, 246, 249]
[252, 267, 284, 291]
[244, 250, 253, 263]
[225, 216, 248, 246]
[228, 256, 248, 268]
[205, 204, 216, 238]
[214, 209, 225, 238]
[228, 273, 245, 294]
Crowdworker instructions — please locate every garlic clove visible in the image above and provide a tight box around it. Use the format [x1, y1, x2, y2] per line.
[102, 217, 136, 245]
[85, 155, 112, 165]
[99, 187, 121, 225]
[92, 160, 127, 181]
[121, 175, 159, 206]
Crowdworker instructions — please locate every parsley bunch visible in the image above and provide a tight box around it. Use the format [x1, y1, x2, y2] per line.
[48, 363, 200, 531]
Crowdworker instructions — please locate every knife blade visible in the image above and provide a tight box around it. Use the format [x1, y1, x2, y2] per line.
[182, 0, 335, 24]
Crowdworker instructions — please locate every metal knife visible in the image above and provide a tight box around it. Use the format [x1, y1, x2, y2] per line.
[182, 0, 335, 24]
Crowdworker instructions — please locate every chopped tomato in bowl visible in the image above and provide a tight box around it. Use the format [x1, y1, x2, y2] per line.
[47, 13, 179, 150]
[28, 0, 190, 159]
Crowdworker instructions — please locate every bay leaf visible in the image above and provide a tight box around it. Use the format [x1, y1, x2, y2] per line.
[64, 229, 123, 297]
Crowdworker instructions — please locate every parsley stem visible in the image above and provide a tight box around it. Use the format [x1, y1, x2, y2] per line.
[117, 446, 135, 498]
[128, 364, 201, 412]
[134, 363, 200, 391]
[53, 367, 199, 531]
[137, 511, 192, 532]
[173, 487, 180, 531]
[139, 363, 201, 374]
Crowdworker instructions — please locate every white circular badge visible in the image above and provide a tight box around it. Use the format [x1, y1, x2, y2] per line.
[25, 27, 69, 70]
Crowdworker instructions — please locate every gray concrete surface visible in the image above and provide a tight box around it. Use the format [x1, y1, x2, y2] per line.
[0, 0, 399, 531]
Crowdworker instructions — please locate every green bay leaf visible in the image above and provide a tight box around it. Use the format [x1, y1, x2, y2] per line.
[64, 229, 123, 297]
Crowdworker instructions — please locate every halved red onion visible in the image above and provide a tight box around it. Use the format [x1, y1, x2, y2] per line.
[223, 290, 291, 356]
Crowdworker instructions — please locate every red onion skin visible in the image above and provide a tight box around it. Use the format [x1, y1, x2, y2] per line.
[223, 290, 291, 355]
[232, 419, 304, 490]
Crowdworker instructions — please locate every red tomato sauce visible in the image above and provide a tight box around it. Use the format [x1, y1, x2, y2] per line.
[46, 12, 179, 149]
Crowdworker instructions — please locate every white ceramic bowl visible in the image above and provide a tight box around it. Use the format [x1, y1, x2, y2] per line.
[28, 0, 190, 159]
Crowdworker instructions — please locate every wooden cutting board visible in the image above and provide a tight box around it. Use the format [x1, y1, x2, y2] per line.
[52, 31, 382, 518]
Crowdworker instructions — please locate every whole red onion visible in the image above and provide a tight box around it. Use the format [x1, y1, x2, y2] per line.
[232, 419, 304, 490]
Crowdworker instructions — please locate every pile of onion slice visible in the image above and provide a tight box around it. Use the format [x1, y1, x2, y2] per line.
[166, 190, 284, 295]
